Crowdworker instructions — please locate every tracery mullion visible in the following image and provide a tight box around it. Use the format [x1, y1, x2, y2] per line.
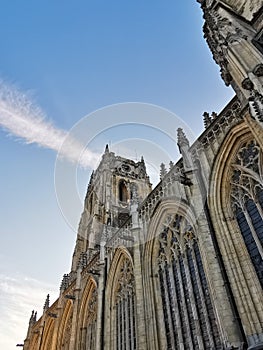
[117, 302, 121, 350]
[194, 242, 222, 348]
[255, 198, 263, 228]
[121, 298, 125, 350]
[191, 246, 216, 349]
[243, 208, 263, 259]
[160, 262, 176, 348]
[132, 293, 136, 350]
[168, 261, 184, 348]
[120, 300, 123, 350]
[183, 247, 204, 350]
[125, 295, 130, 350]
[177, 254, 194, 350]
[247, 199, 263, 243]
[165, 261, 179, 347]
[128, 292, 134, 350]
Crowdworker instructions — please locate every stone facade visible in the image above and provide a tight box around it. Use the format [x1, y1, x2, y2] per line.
[23, 1, 263, 349]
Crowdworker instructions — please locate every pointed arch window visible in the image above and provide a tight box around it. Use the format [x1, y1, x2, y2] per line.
[82, 288, 97, 349]
[230, 140, 263, 287]
[114, 257, 136, 350]
[61, 311, 73, 350]
[157, 214, 222, 349]
[119, 180, 129, 203]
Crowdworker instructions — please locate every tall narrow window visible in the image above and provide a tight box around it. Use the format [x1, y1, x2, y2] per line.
[62, 312, 73, 350]
[230, 140, 263, 287]
[119, 180, 129, 203]
[83, 288, 97, 350]
[114, 258, 136, 350]
[158, 214, 222, 349]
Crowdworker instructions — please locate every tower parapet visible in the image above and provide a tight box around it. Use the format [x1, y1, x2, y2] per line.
[71, 145, 152, 271]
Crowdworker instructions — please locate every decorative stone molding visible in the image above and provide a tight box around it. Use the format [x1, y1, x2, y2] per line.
[248, 91, 263, 123]
[192, 98, 242, 152]
[253, 63, 263, 77]
[242, 77, 254, 91]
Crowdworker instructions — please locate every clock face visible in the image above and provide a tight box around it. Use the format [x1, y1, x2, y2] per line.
[121, 164, 131, 172]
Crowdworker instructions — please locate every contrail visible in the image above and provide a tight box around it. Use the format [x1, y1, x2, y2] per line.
[0, 80, 99, 168]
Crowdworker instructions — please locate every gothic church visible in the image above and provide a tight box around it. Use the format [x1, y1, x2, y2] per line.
[23, 1, 263, 349]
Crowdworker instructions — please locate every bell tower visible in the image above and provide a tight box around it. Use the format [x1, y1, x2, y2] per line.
[71, 145, 152, 271]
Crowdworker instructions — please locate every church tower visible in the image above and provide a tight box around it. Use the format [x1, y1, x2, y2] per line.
[71, 145, 152, 271]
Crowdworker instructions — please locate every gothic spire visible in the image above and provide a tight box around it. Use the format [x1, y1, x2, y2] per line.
[43, 294, 50, 312]
[177, 128, 189, 152]
[203, 112, 212, 128]
[160, 163, 167, 180]
[177, 128, 192, 170]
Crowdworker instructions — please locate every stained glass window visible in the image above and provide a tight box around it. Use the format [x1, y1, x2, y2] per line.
[230, 140, 263, 287]
[158, 214, 222, 349]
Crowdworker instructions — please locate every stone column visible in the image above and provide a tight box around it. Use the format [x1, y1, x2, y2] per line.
[130, 200, 147, 350]
[69, 267, 82, 350]
[95, 251, 106, 350]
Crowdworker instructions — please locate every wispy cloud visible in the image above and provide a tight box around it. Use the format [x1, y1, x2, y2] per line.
[0, 272, 57, 350]
[0, 80, 99, 168]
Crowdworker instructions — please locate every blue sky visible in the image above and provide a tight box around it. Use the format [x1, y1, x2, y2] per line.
[0, 1, 234, 348]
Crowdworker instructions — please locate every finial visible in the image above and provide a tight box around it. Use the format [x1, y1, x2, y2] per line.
[131, 183, 139, 204]
[169, 161, 174, 171]
[177, 128, 193, 170]
[105, 144, 109, 153]
[60, 274, 70, 291]
[248, 91, 263, 123]
[203, 112, 212, 128]
[211, 111, 218, 120]
[160, 163, 167, 180]
[29, 310, 35, 324]
[177, 128, 189, 151]
[43, 294, 50, 312]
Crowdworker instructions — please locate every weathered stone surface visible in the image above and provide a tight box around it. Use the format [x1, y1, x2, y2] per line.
[23, 2, 263, 350]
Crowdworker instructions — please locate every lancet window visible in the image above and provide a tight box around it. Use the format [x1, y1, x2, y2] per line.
[158, 214, 222, 349]
[114, 257, 136, 350]
[83, 288, 97, 350]
[230, 140, 263, 287]
[62, 312, 72, 350]
[119, 180, 129, 203]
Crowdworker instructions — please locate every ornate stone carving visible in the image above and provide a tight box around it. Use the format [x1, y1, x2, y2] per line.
[158, 214, 196, 263]
[203, 111, 212, 128]
[249, 90, 263, 123]
[242, 77, 254, 91]
[253, 63, 263, 77]
[160, 163, 167, 180]
[115, 258, 134, 300]
[43, 294, 50, 312]
[196, 99, 242, 150]
[177, 128, 192, 170]
[230, 140, 263, 212]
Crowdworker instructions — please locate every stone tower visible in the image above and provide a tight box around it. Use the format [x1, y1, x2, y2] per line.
[71, 145, 152, 271]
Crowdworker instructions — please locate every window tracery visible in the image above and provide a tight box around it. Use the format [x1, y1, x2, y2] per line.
[230, 140, 263, 287]
[62, 312, 73, 350]
[114, 257, 136, 350]
[119, 180, 129, 203]
[158, 214, 222, 349]
[83, 288, 97, 350]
